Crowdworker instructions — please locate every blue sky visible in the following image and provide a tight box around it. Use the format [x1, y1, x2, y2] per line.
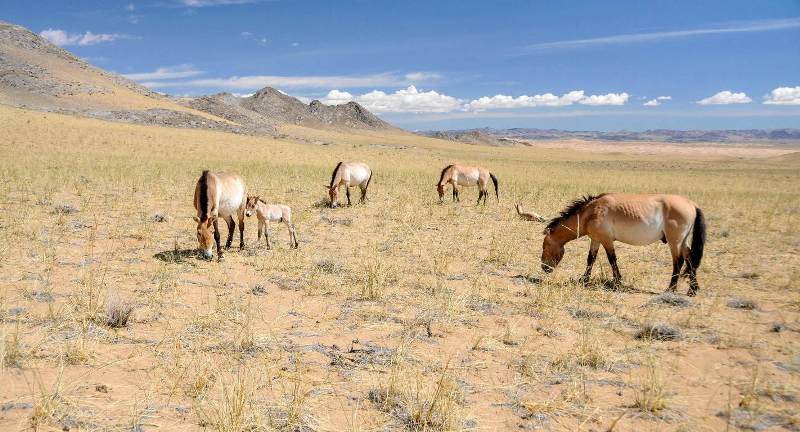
[4, 0, 800, 130]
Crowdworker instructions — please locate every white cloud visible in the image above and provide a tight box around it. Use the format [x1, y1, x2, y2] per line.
[524, 18, 800, 52]
[763, 86, 800, 105]
[140, 73, 408, 90]
[321, 90, 354, 105]
[126, 3, 135, 11]
[40, 29, 126, 46]
[579, 92, 629, 106]
[404, 72, 442, 82]
[123, 64, 204, 81]
[320, 86, 462, 113]
[643, 95, 672, 106]
[464, 90, 628, 111]
[697, 91, 752, 105]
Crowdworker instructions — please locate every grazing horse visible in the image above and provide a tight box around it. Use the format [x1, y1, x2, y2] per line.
[325, 161, 372, 208]
[193, 170, 246, 260]
[245, 196, 299, 249]
[540, 193, 706, 295]
[437, 164, 499, 204]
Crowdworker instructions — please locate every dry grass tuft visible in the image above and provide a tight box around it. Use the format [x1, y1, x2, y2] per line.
[104, 292, 135, 328]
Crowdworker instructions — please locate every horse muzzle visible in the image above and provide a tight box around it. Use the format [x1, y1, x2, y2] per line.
[202, 249, 213, 260]
[245, 210, 252, 217]
[541, 263, 554, 273]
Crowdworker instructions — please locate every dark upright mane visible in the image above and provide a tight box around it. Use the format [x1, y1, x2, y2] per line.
[329, 161, 343, 187]
[438, 164, 454, 184]
[198, 170, 210, 220]
[546, 194, 606, 231]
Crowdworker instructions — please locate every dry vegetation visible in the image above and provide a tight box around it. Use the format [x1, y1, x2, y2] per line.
[1, 104, 799, 431]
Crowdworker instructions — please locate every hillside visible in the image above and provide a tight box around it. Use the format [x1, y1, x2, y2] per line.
[0, 20, 393, 136]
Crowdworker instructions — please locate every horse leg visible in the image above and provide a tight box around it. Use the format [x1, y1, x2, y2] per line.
[265, 221, 272, 250]
[213, 217, 223, 260]
[238, 211, 245, 250]
[257, 220, 264, 243]
[346, 187, 352, 206]
[360, 183, 368, 203]
[683, 248, 700, 296]
[579, 239, 600, 285]
[602, 242, 622, 286]
[225, 216, 235, 249]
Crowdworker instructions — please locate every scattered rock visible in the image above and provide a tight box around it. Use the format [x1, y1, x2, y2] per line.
[635, 323, 682, 341]
[771, 323, 785, 333]
[95, 384, 109, 393]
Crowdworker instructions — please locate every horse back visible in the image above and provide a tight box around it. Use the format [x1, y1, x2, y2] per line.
[208, 171, 246, 217]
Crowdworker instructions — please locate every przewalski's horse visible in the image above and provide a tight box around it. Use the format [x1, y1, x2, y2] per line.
[325, 161, 372, 208]
[540, 193, 706, 295]
[245, 196, 299, 249]
[193, 170, 247, 260]
[437, 164, 499, 205]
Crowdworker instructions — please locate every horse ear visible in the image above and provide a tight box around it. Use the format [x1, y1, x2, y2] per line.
[322, 184, 331, 189]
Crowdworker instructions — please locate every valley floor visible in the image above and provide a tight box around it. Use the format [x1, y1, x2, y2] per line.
[0, 105, 798, 431]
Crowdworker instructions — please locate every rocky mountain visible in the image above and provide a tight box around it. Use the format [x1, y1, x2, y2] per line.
[183, 87, 393, 132]
[423, 127, 800, 145]
[0, 20, 393, 135]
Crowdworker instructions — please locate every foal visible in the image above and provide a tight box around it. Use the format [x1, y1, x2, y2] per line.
[540, 193, 706, 295]
[193, 170, 246, 260]
[437, 164, 498, 204]
[245, 196, 298, 249]
[325, 161, 372, 208]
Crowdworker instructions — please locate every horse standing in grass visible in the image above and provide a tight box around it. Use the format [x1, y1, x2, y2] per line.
[193, 170, 246, 260]
[540, 193, 706, 295]
[437, 164, 499, 204]
[325, 161, 372, 208]
[245, 196, 299, 249]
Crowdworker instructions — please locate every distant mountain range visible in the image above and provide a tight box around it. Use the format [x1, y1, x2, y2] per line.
[423, 127, 800, 145]
[0, 20, 393, 135]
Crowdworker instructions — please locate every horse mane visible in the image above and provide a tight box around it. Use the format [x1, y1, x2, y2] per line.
[329, 161, 343, 188]
[438, 164, 454, 184]
[198, 170, 210, 220]
[546, 194, 606, 231]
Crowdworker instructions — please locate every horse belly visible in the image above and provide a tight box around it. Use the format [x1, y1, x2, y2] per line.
[265, 207, 283, 221]
[456, 171, 479, 186]
[217, 186, 245, 217]
[613, 214, 664, 246]
[347, 166, 370, 185]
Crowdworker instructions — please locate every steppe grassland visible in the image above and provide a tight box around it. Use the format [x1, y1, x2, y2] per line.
[0, 104, 798, 431]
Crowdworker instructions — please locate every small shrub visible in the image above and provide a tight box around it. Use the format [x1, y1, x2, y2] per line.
[105, 294, 135, 328]
[636, 323, 682, 341]
[648, 292, 692, 308]
[728, 298, 758, 310]
[634, 357, 668, 413]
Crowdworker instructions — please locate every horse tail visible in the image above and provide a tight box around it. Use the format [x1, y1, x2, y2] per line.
[688, 207, 706, 271]
[438, 164, 454, 185]
[366, 167, 373, 190]
[329, 161, 343, 188]
[489, 172, 499, 201]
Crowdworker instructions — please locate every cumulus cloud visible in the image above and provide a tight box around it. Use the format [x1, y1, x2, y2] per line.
[643, 95, 672, 106]
[320, 86, 462, 113]
[40, 29, 126, 46]
[321, 89, 354, 105]
[123, 64, 204, 81]
[763, 86, 800, 105]
[697, 91, 752, 105]
[464, 90, 628, 111]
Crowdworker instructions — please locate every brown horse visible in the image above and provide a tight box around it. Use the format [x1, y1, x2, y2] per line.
[540, 193, 706, 295]
[325, 161, 372, 208]
[437, 164, 498, 204]
[193, 170, 247, 260]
